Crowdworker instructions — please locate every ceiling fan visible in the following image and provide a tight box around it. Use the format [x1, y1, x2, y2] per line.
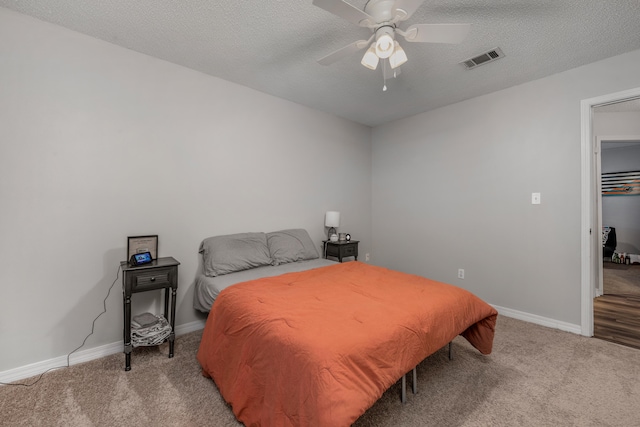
[313, 0, 471, 83]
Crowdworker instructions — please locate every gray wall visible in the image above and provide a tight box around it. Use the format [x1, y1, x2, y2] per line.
[0, 8, 372, 373]
[371, 48, 640, 327]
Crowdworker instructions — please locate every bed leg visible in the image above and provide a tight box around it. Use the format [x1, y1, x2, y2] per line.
[401, 366, 417, 403]
[401, 374, 407, 404]
[412, 366, 417, 394]
[449, 341, 453, 361]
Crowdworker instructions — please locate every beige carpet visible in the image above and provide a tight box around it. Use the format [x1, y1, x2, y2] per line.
[603, 262, 640, 295]
[2, 316, 640, 427]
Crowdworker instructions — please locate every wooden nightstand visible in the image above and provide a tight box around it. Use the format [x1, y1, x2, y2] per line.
[323, 240, 359, 262]
[120, 256, 180, 371]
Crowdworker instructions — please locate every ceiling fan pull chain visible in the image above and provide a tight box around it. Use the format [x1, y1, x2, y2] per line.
[383, 60, 388, 91]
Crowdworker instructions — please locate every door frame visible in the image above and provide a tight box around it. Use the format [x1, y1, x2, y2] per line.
[580, 87, 640, 336]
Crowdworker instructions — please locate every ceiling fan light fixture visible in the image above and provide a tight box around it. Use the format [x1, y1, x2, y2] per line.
[361, 43, 379, 70]
[375, 27, 395, 59]
[389, 41, 407, 69]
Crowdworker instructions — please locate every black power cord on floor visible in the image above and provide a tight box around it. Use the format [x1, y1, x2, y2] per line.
[0, 264, 121, 387]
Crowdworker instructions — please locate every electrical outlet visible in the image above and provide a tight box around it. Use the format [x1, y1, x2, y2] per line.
[365, 253, 370, 262]
[458, 269, 465, 279]
[532, 192, 541, 204]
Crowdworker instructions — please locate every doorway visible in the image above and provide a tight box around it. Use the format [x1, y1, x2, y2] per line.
[596, 138, 640, 296]
[593, 136, 640, 349]
[581, 88, 640, 340]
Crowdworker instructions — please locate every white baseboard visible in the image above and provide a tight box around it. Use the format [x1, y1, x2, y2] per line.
[492, 304, 582, 335]
[3, 309, 580, 385]
[174, 319, 206, 335]
[0, 319, 206, 385]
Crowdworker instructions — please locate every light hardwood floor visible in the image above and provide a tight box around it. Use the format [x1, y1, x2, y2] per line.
[594, 263, 640, 349]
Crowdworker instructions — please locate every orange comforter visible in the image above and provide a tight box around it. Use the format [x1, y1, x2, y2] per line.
[197, 261, 497, 427]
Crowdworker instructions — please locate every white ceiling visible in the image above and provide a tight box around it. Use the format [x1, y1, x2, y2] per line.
[3, 0, 640, 127]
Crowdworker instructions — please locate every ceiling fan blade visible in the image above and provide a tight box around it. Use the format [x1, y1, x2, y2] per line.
[393, 0, 426, 21]
[403, 23, 471, 44]
[312, 0, 374, 27]
[317, 40, 370, 66]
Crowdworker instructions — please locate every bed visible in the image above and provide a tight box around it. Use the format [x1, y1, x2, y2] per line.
[195, 230, 498, 427]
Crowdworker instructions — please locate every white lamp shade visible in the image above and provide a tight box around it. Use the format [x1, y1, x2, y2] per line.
[389, 42, 408, 69]
[361, 44, 379, 70]
[325, 211, 340, 228]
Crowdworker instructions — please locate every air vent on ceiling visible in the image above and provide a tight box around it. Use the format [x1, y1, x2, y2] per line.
[460, 48, 505, 70]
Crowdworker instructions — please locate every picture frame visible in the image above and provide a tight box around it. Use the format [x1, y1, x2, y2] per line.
[602, 170, 640, 196]
[127, 235, 158, 260]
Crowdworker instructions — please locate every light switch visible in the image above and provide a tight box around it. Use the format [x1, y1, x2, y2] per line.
[532, 192, 541, 204]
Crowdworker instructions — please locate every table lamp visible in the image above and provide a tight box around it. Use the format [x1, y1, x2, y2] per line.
[325, 211, 340, 242]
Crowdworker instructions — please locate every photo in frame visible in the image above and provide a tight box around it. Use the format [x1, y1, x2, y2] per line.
[127, 235, 158, 260]
[602, 170, 640, 196]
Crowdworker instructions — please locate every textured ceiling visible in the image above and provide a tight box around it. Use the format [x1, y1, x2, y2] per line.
[2, 0, 640, 126]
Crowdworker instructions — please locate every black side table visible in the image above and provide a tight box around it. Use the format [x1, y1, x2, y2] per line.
[323, 240, 359, 262]
[120, 256, 180, 371]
